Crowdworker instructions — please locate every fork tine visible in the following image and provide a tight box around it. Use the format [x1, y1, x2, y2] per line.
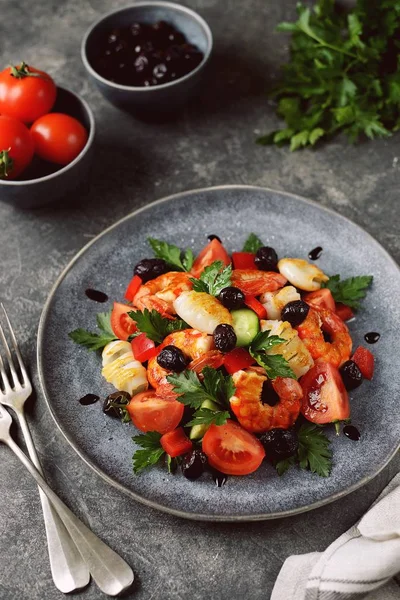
[0, 307, 20, 389]
[1, 304, 28, 385]
[0, 349, 12, 392]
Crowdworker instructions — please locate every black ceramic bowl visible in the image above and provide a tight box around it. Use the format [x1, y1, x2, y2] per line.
[0, 86, 95, 210]
[81, 1, 213, 116]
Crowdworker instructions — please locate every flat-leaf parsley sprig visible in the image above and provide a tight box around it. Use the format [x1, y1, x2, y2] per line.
[190, 260, 232, 296]
[69, 309, 117, 351]
[127, 308, 189, 344]
[322, 274, 373, 309]
[148, 237, 194, 272]
[249, 330, 296, 380]
[132, 432, 165, 474]
[167, 366, 234, 428]
[275, 424, 332, 478]
[242, 233, 264, 253]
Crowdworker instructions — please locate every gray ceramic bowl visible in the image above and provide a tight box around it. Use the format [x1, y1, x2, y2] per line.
[0, 86, 95, 210]
[81, 1, 213, 116]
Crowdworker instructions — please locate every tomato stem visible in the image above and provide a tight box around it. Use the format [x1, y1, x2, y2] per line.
[0, 149, 14, 179]
[9, 61, 43, 79]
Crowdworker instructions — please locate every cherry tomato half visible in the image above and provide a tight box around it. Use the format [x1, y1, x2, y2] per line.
[300, 362, 350, 424]
[303, 288, 335, 312]
[232, 252, 256, 270]
[131, 333, 158, 362]
[202, 420, 265, 475]
[223, 348, 255, 374]
[127, 390, 184, 434]
[31, 113, 88, 165]
[110, 302, 137, 341]
[0, 115, 34, 179]
[0, 62, 56, 123]
[191, 238, 231, 278]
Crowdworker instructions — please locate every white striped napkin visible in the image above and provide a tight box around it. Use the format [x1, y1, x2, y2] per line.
[271, 473, 400, 600]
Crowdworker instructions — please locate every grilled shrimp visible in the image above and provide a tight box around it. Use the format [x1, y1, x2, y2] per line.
[133, 271, 193, 316]
[231, 270, 287, 295]
[229, 370, 303, 433]
[147, 329, 213, 388]
[102, 340, 148, 396]
[260, 319, 314, 378]
[260, 286, 300, 319]
[296, 307, 352, 368]
[173, 291, 232, 334]
[277, 258, 328, 291]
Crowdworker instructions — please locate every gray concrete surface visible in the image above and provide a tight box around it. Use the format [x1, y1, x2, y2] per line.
[0, 1, 399, 599]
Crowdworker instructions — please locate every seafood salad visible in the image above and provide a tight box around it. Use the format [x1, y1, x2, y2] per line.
[70, 234, 375, 481]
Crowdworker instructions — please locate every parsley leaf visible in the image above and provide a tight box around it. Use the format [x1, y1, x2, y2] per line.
[128, 309, 188, 344]
[259, 1, 400, 150]
[322, 274, 373, 309]
[242, 233, 263, 253]
[148, 237, 193, 272]
[274, 424, 332, 478]
[186, 408, 230, 428]
[190, 261, 232, 296]
[297, 423, 332, 477]
[249, 330, 296, 380]
[69, 309, 117, 351]
[132, 432, 165, 474]
[167, 367, 235, 410]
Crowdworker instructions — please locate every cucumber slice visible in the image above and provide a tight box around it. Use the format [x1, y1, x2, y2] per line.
[189, 399, 220, 440]
[231, 308, 260, 347]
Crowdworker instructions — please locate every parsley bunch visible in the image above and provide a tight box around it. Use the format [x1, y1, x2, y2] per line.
[259, 0, 400, 150]
[148, 237, 194, 272]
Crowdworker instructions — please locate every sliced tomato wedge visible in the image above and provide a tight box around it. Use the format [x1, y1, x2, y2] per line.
[127, 390, 184, 434]
[351, 346, 374, 380]
[223, 348, 255, 374]
[202, 420, 265, 475]
[131, 333, 158, 362]
[188, 350, 225, 374]
[232, 252, 256, 270]
[110, 302, 137, 341]
[300, 362, 350, 424]
[191, 238, 231, 278]
[303, 289, 335, 312]
[160, 427, 193, 457]
[244, 295, 267, 319]
[335, 302, 354, 322]
[124, 274, 142, 302]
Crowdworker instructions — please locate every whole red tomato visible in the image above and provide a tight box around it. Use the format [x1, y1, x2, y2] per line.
[0, 62, 57, 124]
[0, 115, 34, 179]
[31, 113, 88, 165]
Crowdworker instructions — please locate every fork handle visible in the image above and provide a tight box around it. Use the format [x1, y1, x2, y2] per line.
[16, 411, 90, 593]
[6, 436, 134, 597]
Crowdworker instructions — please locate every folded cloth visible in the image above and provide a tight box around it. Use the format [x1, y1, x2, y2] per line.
[271, 473, 400, 600]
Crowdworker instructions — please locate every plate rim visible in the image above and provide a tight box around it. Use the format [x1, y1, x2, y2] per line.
[37, 184, 400, 522]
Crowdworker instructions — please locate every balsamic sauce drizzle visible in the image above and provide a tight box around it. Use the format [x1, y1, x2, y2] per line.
[308, 246, 323, 260]
[343, 425, 360, 441]
[85, 288, 108, 303]
[364, 332, 380, 344]
[79, 394, 100, 406]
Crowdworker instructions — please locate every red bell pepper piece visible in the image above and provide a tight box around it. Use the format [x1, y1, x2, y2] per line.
[160, 427, 193, 457]
[351, 346, 374, 380]
[224, 348, 255, 374]
[124, 274, 142, 302]
[244, 295, 267, 319]
[335, 302, 354, 321]
[131, 333, 158, 362]
[232, 252, 256, 270]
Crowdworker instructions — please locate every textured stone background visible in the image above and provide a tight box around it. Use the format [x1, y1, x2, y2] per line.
[0, 1, 399, 599]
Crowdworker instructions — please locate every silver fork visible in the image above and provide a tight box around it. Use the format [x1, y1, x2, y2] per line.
[0, 304, 134, 596]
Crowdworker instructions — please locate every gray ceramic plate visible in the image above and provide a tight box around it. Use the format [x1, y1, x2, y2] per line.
[37, 185, 400, 521]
